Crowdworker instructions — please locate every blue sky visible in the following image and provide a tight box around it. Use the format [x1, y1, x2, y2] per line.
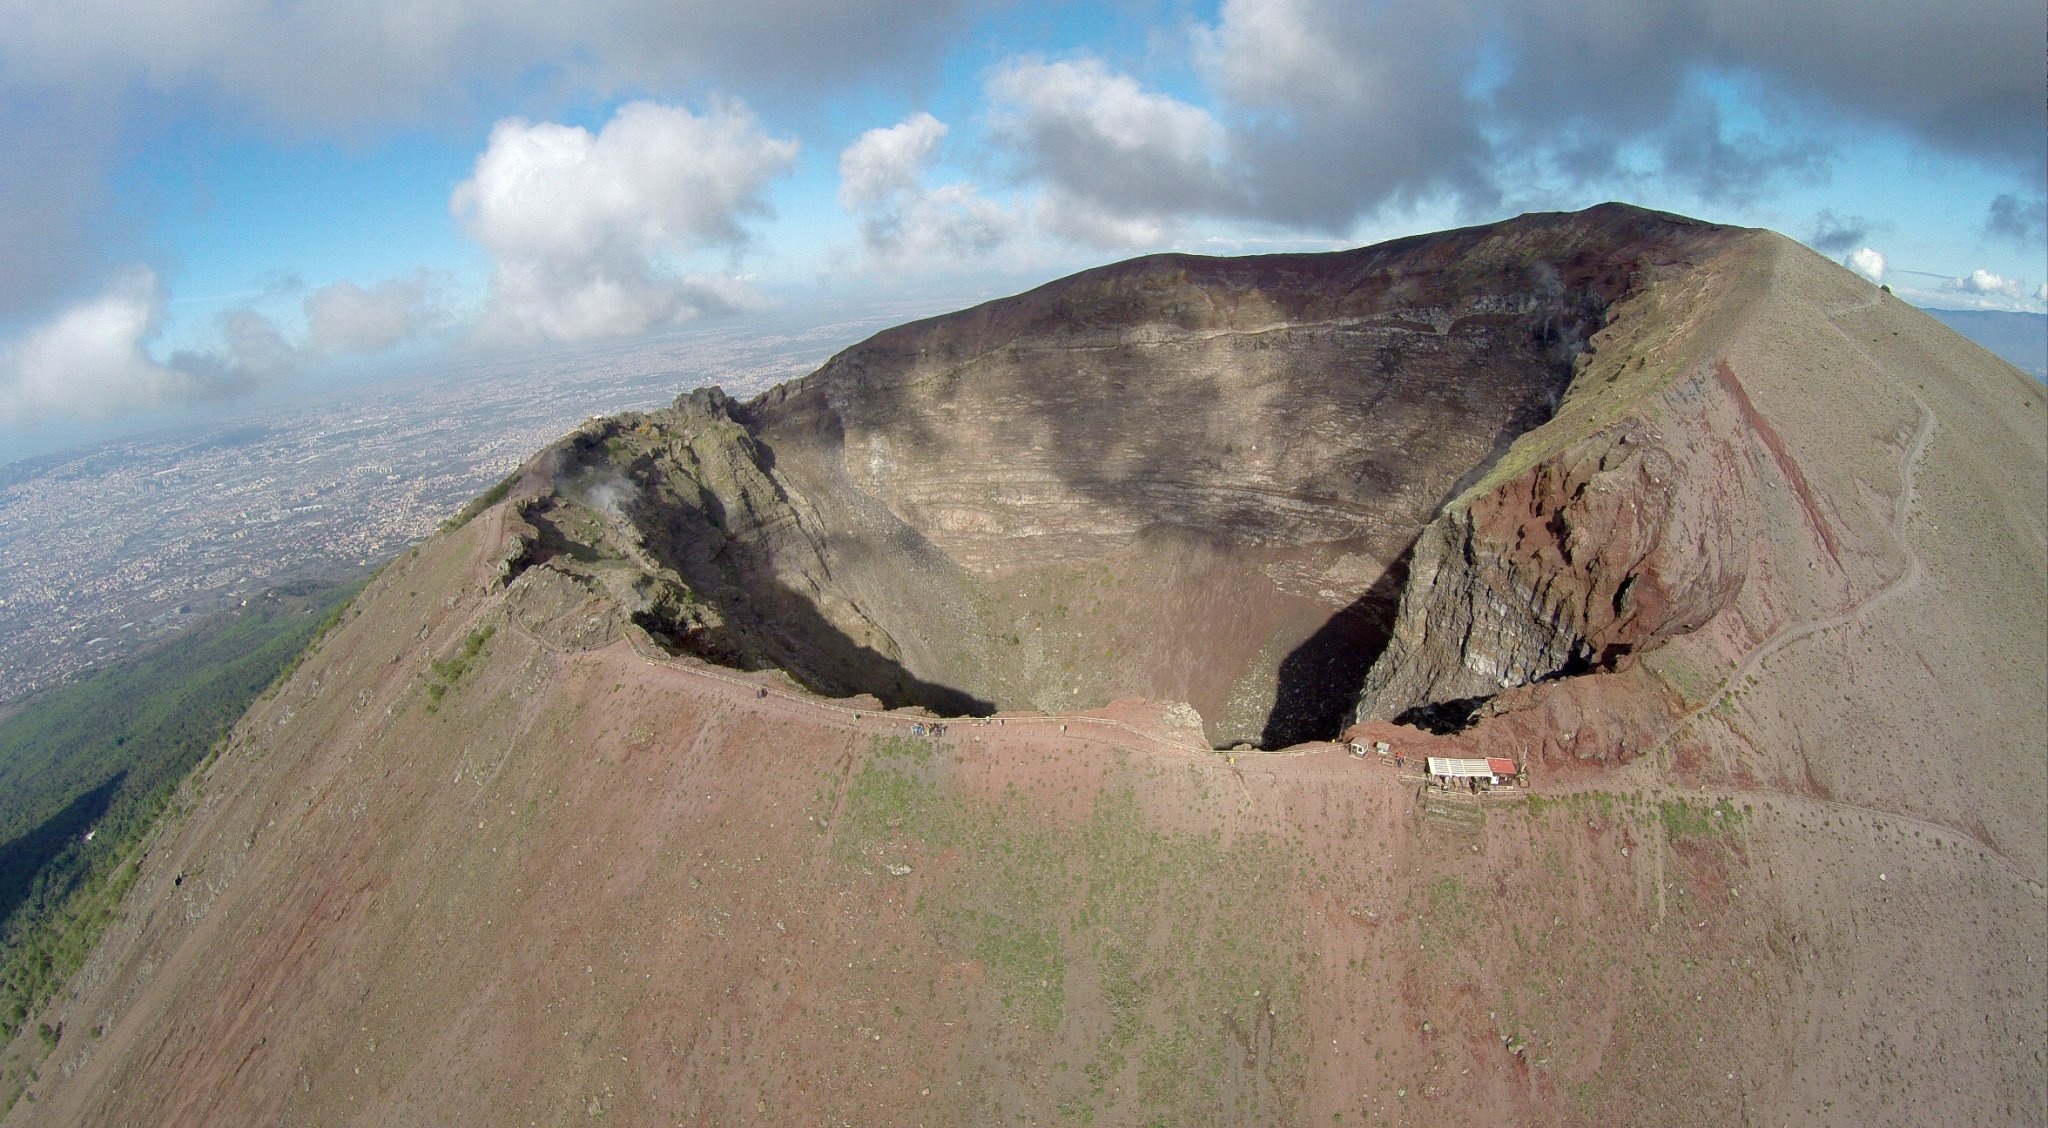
[0, 0, 2040, 452]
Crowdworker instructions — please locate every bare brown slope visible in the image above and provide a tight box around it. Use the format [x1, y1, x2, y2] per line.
[8, 496, 2040, 1126]
[5, 209, 2043, 1126]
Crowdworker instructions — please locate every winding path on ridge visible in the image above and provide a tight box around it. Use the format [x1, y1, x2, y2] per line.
[1642, 389, 1934, 768]
[1545, 293, 2043, 893]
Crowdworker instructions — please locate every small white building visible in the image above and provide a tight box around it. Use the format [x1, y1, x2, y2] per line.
[1425, 756, 1519, 788]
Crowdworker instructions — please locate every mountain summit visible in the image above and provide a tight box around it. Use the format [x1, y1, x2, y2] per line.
[9, 204, 2043, 1126]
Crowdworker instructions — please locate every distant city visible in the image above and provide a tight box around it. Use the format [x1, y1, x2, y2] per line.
[0, 309, 925, 706]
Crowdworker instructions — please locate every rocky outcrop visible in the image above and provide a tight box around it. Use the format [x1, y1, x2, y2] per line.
[1347, 229, 1980, 778]
[498, 387, 994, 713]
[1351, 394, 1759, 726]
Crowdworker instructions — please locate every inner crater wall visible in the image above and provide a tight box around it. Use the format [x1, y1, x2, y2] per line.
[516, 207, 1740, 746]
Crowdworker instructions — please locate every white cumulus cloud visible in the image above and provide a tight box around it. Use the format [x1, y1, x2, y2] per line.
[183, 307, 296, 385]
[1956, 268, 2024, 299]
[0, 268, 181, 424]
[837, 113, 1015, 262]
[0, 261, 471, 426]
[453, 100, 797, 343]
[988, 57, 1238, 248]
[1919, 267, 2044, 311]
[1886, 263, 2045, 313]
[0, 267, 290, 426]
[884, 184, 1015, 260]
[305, 270, 451, 355]
[840, 113, 948, 211]
[1846, 246, 1887, 284]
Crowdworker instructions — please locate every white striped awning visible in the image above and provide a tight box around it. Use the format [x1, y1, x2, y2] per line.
[1426, 756, 1498, 778]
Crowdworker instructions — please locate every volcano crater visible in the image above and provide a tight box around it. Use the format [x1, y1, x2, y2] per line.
[504, 210, 1725, 747]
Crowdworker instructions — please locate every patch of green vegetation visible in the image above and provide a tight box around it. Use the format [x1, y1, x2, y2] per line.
[1419, 875, 1479, 954]
[424, 624, 497, 713]
[513, 797, 542, 842]
[439, 470, 521, 532]
[873, 734, 934, 767]
[1532, 790, 1621, 823]
[962, 904, 1066, 1028]
[0, 575, 363, 1049]
[828, 744, 1305, 1121]
[1638, 646, 1720, 712]
[1138, 1020, 1218, 1113]
[1658, 797, 1746, 839]
[831, 737, 940, 855]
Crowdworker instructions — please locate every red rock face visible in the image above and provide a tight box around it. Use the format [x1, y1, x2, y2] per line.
[1349, 248, 1852, 765]
[1351, 384, 1767, 742]
[1467, 412, 1753, 676]
[1352, 220, 2047, 832]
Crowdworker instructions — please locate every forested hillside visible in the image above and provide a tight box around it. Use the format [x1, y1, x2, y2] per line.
[0, 576, 361, 1060]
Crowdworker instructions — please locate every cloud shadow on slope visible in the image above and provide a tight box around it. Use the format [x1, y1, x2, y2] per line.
[0, 772, 125, 930]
